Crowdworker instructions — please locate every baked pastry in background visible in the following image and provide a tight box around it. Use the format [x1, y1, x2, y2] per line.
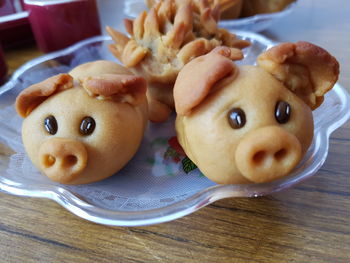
[146, 0, 243, 19]
[107, 0, 249, 122]
[241, 0, 296, 17]
[216, 0, 243, 19]
[145, 0, 157, 8]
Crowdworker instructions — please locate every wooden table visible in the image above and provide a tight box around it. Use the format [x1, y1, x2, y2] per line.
[1, 0, 349, 262]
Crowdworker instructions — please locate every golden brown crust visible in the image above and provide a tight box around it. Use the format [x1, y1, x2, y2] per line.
[69, 60, 133, 79]
[148, 99, 173, 122]
[174, 46, 240, 115]
[82, 74, 147, 106]
[15, 74, 73, 118]
[257, 41, 340, 110]
[17, 61, 149, 119]
[124, 18, 134, 36]
[213, 0, 243, 19]
[69, 60, 148, 106]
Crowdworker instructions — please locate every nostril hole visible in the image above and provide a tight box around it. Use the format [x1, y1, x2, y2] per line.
[274, 148, 287, 161]
[64, 155, 78, 167]
[252, 151, 266, 165]
[43, 155, 56, 168]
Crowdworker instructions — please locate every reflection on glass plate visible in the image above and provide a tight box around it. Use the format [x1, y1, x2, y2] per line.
[124, 0, 298, 32]
[0, 31, 349, 226]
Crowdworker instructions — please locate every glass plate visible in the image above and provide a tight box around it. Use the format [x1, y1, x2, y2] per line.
[0, 31, 349, 227]
[123, 0, 298, 32]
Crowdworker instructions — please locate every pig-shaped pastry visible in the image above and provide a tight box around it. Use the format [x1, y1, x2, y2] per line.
[174, 43, 339, 184]
[15, 60, 148, 185]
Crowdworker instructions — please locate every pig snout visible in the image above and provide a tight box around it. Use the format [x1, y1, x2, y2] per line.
[235, 126, 302, 183]
[38, 138, 88, 183]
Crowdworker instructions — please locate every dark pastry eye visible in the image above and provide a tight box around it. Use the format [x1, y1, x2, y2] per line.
[44, 115, 58, 135]
[80, 117, 96, 135]
[228, 108, 246, 129]
[275, 101, 291, 124]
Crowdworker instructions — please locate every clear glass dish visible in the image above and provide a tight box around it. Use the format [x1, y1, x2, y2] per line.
[0, 31, 349, 227]
[123, 0, 298, 32]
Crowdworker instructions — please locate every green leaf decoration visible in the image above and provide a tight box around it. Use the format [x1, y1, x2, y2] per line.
[182, 157, 198, 174]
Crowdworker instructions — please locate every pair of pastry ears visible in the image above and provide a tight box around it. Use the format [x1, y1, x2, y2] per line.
[174, 42, 340, 116]
[16, 73, 147, 118]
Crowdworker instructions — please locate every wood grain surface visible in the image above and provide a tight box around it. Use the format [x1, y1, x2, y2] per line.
[1, 0, 349, 262]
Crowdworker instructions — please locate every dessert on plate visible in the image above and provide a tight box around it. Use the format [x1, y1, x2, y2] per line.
[16, 60, 148, 185]
[174, 42, 339, 184]
[107, 0, 249, 122]
[146, 0, 243, 19]
[145, 0, 296, 20]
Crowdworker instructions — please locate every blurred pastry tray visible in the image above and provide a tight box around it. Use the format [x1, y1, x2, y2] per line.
[124, 0, 299, 32]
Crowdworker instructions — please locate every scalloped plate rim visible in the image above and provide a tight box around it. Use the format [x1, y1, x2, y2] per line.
[0, 32, 349, 226]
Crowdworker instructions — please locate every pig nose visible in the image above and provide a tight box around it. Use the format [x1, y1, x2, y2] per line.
[235, 126, 302, 183]
[38, 138, 88, 183]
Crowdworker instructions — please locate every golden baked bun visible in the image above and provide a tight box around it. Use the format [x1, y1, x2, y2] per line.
[174, 43, 339, 184]
[107, 0, 249, 123]
[16, 61, 148, 185]
[241, 0, 296, 17]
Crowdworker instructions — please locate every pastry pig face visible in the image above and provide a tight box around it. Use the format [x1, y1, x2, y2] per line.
[176, 66, 313, 184]
[16, 61, 148, 184]
[174, 44, 339, 184]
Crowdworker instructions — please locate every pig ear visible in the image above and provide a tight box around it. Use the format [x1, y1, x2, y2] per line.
[15, 74, 73, 118]
[257, 42, 339, 110]
[174, 46, 242, 116]
[82, 74, 147, 106]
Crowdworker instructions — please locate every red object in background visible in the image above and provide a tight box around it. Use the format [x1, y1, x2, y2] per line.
[24, 0, 101, 53]
[0, 0, 34, 48]
[0, 12, 34, 48]
[168, 136, 186, 156]
[0, 0, 16, 16]
[0, 43, 7, 85]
